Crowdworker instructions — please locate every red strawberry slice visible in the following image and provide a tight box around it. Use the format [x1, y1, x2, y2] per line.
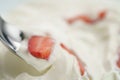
[28, 36, 54, 60]
[98, 10, 106, 20]
[60, 43, 74, 55]
[66, 15, 94, 24]
[116, 58, 120, 68]
[66, 10, 106, 24]
[60, 43, 85, 75]
[116, 49, 120, 68]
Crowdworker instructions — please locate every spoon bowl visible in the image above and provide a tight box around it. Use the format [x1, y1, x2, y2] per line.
[0, 16, 25, 57]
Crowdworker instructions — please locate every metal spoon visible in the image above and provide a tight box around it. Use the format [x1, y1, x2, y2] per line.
[0, 16, 25, 58]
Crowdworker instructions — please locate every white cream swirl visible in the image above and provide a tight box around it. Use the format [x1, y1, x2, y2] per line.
[0, 0, 120, 80]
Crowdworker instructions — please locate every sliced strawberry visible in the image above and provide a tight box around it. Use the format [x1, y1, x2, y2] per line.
[116, 58, 120, 68]
[116, 49, 120, 68]
[60, 43, 85, 75]
[78, 15, 94, 24]
[78, 60, 85, 76]
[98, 10, 106, 20]
[66, 10, 106, 24]
[60, 43, 74, 55]
[28, 36, 54, 60]
[66, 15, 94, 24]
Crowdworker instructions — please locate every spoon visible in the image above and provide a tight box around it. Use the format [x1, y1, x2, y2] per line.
[0, 16, 25, 58]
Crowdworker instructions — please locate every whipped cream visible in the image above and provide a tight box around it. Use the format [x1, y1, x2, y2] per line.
[0, 0, 120, 80]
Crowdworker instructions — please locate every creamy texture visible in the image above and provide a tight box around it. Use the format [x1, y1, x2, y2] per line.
[0, 0, 120, 80]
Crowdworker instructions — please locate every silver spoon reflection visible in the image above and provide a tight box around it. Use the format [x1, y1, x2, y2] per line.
[0, 16, 25, 58]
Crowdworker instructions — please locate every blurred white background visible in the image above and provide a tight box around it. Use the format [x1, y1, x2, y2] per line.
[0, 0, 119, 15]
[0, 0, 30, 15]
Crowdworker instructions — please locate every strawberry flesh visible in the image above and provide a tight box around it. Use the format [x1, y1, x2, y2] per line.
[98, 10, 106, 20]
[116, 50, 120, 68]
[28, 36, 54, 60]
[60, 43, 85, 75]
[66, 10, 106, 24]
[66, 15, 94, 24]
